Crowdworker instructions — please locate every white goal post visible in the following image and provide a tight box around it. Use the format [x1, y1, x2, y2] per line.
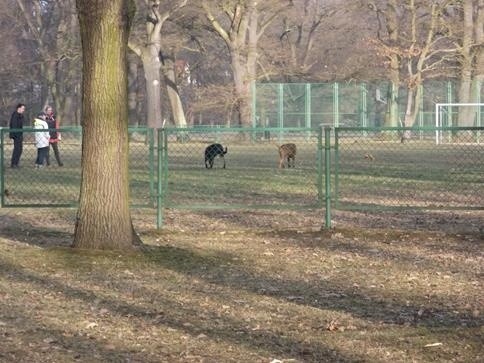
[435, 103, 482, 144]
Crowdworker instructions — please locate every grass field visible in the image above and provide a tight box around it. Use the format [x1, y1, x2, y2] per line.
[2, 129, 482, 213]
[2, 139, 154, 207]
[163, 133, 483, 211]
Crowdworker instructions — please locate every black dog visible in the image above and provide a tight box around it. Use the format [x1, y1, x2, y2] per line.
[205, 143, 227, 169]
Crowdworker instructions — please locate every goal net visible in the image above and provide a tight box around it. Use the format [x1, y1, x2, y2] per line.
[435, 103, 483, 144]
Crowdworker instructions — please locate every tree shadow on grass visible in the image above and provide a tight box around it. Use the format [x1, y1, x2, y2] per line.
[1, 210, 479, 333]
[187, 208, 483, 236]
[257, 229, 482, 279]
[0, 304, 155, 362]
[0, 209, 482, 359]
[332, 209, 483, 236]
[0, 213, 73, 247]
[0, 257, 358, 362]
[140, 244, 482, 330]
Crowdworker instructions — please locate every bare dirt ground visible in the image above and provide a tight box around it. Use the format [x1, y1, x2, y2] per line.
[0, 207, 482, 362]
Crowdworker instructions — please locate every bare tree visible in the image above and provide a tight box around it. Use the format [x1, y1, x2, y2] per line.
[128, 0, 188, 129]
[201, 0, 293, 126]
[74, 0, 142, 250]
[369, 0, 459, 139]
[0, 0, 34, 121]
[367, 0, 401, 127]
[15, 0, 81, 123]
[169, 8, 236, 125]
[475, 2, 484, 98]
[457, 0, 484, 126]
[127, 54, 143, 127]
[275, 0, 360, 81]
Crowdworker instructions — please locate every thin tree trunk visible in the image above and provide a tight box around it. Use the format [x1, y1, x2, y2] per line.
[128, 1, 188, 130]
[142, 50, 163, 129]
[128, 57, 140, 127]
[386, 80, 399, 127]
[469, 0, 484, 125]
[162, 54, 187, 128]
[232, 53, 251, 127]
[458, 0, 475, 126]
[384, 0, 400, 127]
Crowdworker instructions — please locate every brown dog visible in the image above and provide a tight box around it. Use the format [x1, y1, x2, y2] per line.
[277, 143, 297, 168]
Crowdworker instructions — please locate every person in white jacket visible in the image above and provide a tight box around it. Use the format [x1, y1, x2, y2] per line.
[33, 113, 50, 168]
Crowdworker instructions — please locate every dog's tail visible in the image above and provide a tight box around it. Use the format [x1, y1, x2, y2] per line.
[223, 147, 228, 155]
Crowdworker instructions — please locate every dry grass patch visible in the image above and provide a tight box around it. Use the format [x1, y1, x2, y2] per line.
[0, 208, 482, 362]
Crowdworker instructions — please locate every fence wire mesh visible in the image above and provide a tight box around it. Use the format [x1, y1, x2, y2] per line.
[1, 126, 482, 228]
[161, 128, 323, 210]
[254, 82, 484, 128]
[333, 127, 484, 210]
[1, 127, 155, 207]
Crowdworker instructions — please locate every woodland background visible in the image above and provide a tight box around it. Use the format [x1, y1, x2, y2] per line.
[0, 0, 482, 129]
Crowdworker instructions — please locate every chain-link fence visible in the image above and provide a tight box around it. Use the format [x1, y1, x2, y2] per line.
[158, 126, 483, 226]
[159, 127, 323, 210]
[333, 127, 484, 211]
[0, 127, 155, 208]
[1, 126, 483, 228]
[254, 82, 484, 129]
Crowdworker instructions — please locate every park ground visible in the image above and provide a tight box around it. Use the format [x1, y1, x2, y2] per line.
[0, 207, 482, 362]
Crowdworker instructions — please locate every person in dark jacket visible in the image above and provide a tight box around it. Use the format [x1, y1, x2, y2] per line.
[44, 105, 63, 167]
[9, 103, 26, 168]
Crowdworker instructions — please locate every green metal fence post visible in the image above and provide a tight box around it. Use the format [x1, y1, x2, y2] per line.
[148, 128, 155, 205]
[156, 128, 164, 229]
[334, 127, 340, 209]
[278, 83, 284, 142]
[333, 82, 339, 127]
[418, 85, 424, 139]
[477, 80, 481, 143]
[0, 128, 4, 208]
[305, 84, 311, 141]
[317, 125, 323, 208]
[324, 126, 332, 229]
[163, 128, 169, 206]
[447, 81, 453, 143]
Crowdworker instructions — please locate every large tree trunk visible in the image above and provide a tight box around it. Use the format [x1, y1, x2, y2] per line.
[162, 54, 187, 128]
[128, 57, 140, 127]
[141, 48, 163, 129]
[403, 83, 423, 128]
[202, 0, 288, 128]
[402, 74, 423, 142]
[383, 0, 400, 127]
[128, 1, 188, 130]
[386, 79, 399, 127]
[458, 0, 476, 126]
[41, 61, 57, 108]
[469, 0, 484, 126]
[232, 53, 251, 127]
[74, 0, 141, 250]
